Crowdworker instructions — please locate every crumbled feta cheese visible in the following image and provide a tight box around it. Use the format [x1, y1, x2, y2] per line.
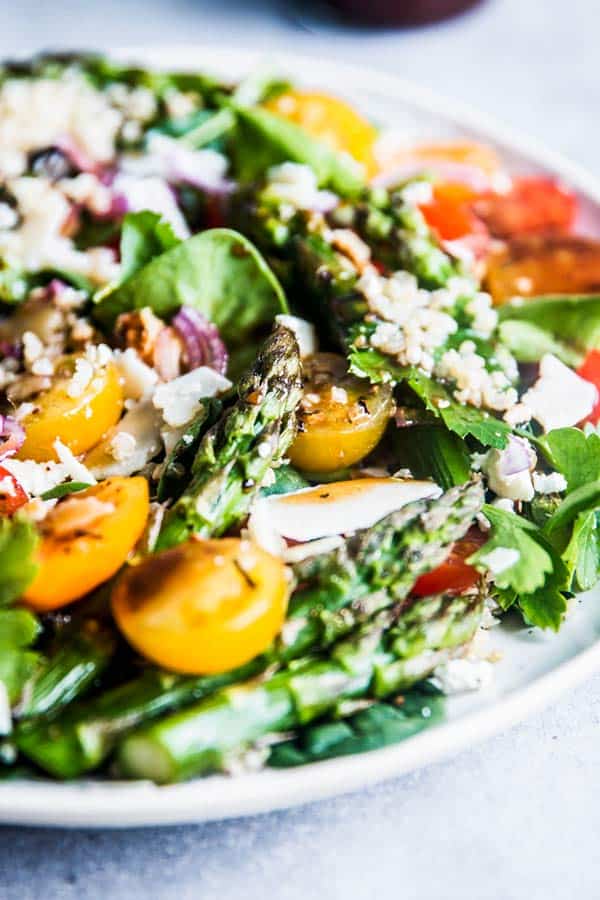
[265, 162, 338, 213]
[491, 497, 515, 513]
[275, 314, 317, 359]
[431, 658, 494, 695]
[113, 347, 158, 400]
[110, 431, 137, 462]
[67, 356, 94, 398]
[22, 330, 44, 366]
[480, 546, 520, 575]
[53, 438, 96, 485]
[59, 173, 112, 215]
[0, 76, 122, 177]
[399, 179, 434, 207]
[152, 366, 231, 428]
[521, 354, 597, 432]
[88, 401, 162, 479]
[164, 89, 199, 120]
[482, 437, 536, 502]
[437, 343, 518, 412]
[0, 202, 18, 229]
[533, 471, 568, 494]
[465, 292, 498, 338]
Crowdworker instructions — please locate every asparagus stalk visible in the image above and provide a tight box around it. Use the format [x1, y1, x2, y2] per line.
[15, 481, 482, 778]
[14, 620, 117, 721]
[156, 325, 303, 550]
[117, 592, 483, 783]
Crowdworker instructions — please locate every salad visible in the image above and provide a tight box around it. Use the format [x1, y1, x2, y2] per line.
[1, 53, 600, 784]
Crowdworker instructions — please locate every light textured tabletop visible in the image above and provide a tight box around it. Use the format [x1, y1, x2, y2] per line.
[1, 1, 600, 897]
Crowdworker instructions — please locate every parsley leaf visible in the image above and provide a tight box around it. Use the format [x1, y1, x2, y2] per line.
[562, 510, 600, 592]
[349, 349, 511, 449]
[544, 480, 600, 541]
[470, 505, 568, 630]
[537, 427, 600, 492]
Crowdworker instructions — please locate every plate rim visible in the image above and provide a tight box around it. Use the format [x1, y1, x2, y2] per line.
[3, 43, 600, 828]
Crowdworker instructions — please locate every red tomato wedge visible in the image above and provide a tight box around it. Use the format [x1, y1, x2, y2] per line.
[0, 464, 28, 516]
[577, 350, 600, 424]
[474, 177, 577, 239]
[412, 531, 485, 597]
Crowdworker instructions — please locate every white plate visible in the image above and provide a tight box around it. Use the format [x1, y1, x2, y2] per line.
[3, 45, 600, 828]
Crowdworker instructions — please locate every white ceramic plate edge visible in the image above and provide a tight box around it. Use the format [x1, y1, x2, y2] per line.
[2, 45, 600, 828]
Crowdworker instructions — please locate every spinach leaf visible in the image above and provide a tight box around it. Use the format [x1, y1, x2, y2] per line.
[498, 295, 600, 353]
[537, 427, 600, 492]
[391, 425, 472, 490]
[0, 609, 41, 704]
[231, 104, 364, 197]
[260, 464, 310, 497]
[93, 228, 288, 352]
[0, 518, 41, 704]
[0, 516, 39, 607]
[119, 211, 180, 282]
[268, 692, 444, 768]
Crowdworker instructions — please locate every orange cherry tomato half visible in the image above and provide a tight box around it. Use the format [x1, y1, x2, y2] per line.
[24, 477, 149, 611]
[412, 531, 485, 597]
[474, 177, 577, 239]
[420, 184, 485, 241]
[111, 538, 289, 675]
[577, 350, 600, 424]
[0, 464, 28, 516]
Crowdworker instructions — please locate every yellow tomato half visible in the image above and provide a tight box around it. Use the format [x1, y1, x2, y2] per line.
[288, 353, 394, 473]
[111, 538, 289, 675]
[266, 90, 378, 177]
[18, 353, 123, 462]
[24, 477, 149, 611]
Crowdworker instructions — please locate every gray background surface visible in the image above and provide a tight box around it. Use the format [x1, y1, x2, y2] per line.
[1, 1, 599, 897]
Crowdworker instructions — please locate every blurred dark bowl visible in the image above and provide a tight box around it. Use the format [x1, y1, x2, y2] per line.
[324, 0, 483, 25]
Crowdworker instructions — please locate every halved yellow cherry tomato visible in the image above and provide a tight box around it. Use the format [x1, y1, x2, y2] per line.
[288, 352, 394, 473]
[265, 90, 378, 177]
[111, 538, 289, 675]
[18, 353, 123, 462]
[24, 477, 149, 611]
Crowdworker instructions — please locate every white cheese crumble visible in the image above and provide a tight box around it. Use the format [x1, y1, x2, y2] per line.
[113, 347, 158, 400]
[480, 546, 520, 575]
[112, 173, 191, 240]
[481, 437, 537, 502]
[532, 471, 568, 494]
[0, 76, 122, 177]
[521, 354, 597, 432]
[67, 356, 94, 398]
[275, 314, 317, 359]
[264, 162, 338, 213]
[152, 366, 231, 428]
[431, 658, 494, 695]
[3, 440, 95, 497]
[88, 401, 162, 479]
[437, 341, 517, 412]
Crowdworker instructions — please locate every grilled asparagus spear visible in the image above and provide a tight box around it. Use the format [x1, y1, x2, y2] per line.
[15, 481, 482, 778]
[156, 325, 303, 550]
[117, 592, 483, 783]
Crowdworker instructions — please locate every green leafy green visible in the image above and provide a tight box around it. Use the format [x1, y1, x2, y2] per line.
[259, 464, 310, 497]
[93, 229, 287, 354]
[544, 480, 600, 540]
[0, 517, 39, 607]
[0, 609, 41, 704]
[497, 320, 582, 367]
[118, 211, 180, 282]
[498, 295, 600, 353]
[231, 104, 364, 197]
[470, 505, 568, 630]
[349, 351, 511, 449]
[268, 692, 444, 768]
[391, 425, 472, 490]
[40, 482, 92, 501]
[0, 518, 42, 703]
[562, 510, 600, 592]
[537, 427, 600, 492]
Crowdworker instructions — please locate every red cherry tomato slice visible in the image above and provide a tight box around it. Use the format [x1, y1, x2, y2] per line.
[0, 464, 28, 516]
[577, 350, 600, 424]
[474, 177, 577, 239]
[412, 531, 485, 597]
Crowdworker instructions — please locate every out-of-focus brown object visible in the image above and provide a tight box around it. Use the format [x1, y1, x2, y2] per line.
[325, 0, 483, 25]
[473, 177, 577, 239]
[486, 235, 600, 304]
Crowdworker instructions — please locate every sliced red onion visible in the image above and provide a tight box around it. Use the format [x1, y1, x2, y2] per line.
[497, 435, 536, 477]
[0, 341, 22, 361]
[172, 307, 228, 376]
[55, 136, 98, 174]
[0, 415, 25, 459]
[309, 190, 339, 214]
[372, 161, 492, 193]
